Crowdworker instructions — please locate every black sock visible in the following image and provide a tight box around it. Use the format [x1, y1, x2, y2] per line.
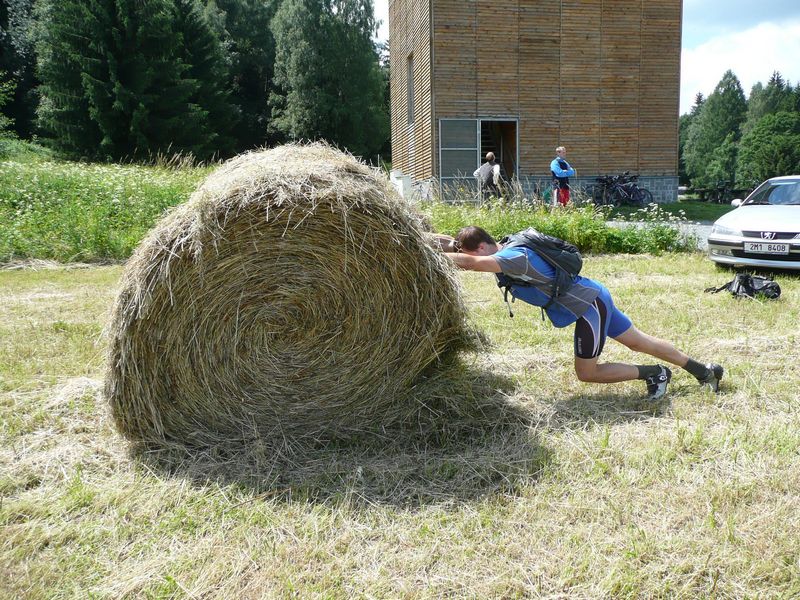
[636, 365, 663, 380]
[683, 358, 710, 380]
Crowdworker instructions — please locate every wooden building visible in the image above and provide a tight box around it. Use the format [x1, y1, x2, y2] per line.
[389, 0, 682, 201]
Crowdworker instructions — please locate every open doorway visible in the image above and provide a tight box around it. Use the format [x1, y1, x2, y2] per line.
[438, 118, 519, 198]
[480, 120, 517, 182]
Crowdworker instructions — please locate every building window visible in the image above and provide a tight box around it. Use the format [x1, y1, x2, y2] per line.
[407, 55, 414, 124]
[439, 119, 479, 189]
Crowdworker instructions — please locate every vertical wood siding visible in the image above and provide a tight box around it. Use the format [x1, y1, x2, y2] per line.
[389, 0, 434, 180]
[391, 0, 681, 179]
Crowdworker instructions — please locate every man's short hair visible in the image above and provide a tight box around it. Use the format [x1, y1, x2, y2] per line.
[455, 225, 496, 251]
[485, 152, 495, 162]
[555, 146, 566, 153]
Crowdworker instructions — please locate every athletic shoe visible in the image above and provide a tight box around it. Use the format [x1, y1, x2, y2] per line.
[644, 365, 672, 401]
[698, 363, 724, 393]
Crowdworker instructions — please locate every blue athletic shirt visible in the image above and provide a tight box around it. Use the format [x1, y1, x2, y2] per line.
[493, 246, 603, 328]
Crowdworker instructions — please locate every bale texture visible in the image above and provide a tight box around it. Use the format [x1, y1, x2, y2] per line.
[105, 144, 468, 444]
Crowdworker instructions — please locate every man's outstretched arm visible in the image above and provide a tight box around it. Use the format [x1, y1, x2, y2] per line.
[444, 253, 502, 273]
[425, 233, 458, 252]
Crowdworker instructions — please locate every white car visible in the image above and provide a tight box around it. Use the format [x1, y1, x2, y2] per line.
[707, 175, 800, 270]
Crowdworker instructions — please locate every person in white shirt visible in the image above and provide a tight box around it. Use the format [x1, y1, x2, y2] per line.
[473, 152, 501, 201]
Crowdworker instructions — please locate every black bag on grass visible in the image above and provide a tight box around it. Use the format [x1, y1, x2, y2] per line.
[704, 273, 781, 300]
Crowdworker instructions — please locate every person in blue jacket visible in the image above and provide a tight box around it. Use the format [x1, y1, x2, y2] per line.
[550, 146, 575, 206]
[438, 225, 724, 401]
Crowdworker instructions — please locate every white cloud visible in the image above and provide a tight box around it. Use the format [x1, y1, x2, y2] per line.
[680, 20, 800, 113]
[374, 0, 389, 42]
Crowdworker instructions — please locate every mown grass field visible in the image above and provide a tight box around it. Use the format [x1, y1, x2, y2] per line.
[2, 254, 799, 598]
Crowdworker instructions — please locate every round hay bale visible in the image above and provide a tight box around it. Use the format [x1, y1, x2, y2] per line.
[105, 143, 469, 444]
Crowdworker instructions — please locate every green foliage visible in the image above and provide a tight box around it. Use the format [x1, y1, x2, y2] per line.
[742, 72, 796, 136]
[736, 111, 800, 183]
[678, 93, 704, 185]
[0, 150, 205, 261]
[35, 0, 237, 161]
[684, 71, 747, 188]
[376, 39, 391, 161]
[612, 199, 733, 223]
[704, 132, 739, 186]
[423, 201, 695, 256]
[269, 0, 389, 159]
[0, 0, 38, 138]
[202, 0, 278, 150]
[0, 70, 15, 139]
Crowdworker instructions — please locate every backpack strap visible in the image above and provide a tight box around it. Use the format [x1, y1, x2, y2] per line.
[499, 281, 546, 321]
[704, 281, 732, 294]
[496, 235, 565, 321]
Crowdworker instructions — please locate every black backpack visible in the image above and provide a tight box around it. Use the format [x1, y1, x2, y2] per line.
[497, 228, 583, 317]
[704, 273, 781, 300]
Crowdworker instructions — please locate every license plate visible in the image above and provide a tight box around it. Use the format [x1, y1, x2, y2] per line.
[745, 242, 789, 254]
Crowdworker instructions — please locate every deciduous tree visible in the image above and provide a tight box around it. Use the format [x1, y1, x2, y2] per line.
[736, 111, 800, 184]
[269, 0, 388, 159]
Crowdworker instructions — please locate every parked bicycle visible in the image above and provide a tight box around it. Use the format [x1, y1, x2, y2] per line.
[593, 172, 653, 207]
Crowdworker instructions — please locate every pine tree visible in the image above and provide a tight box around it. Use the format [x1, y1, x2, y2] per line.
[35, 0, 104, 155]
[0, 0, 37, 137]
[36, 0, 236, 160]
[173, 0, 238, 157]
[684, 71, 747, 188]
[678, 93, 704, 185]
[742, 71, 794, 136]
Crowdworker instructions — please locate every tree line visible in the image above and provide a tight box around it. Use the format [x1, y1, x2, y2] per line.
[0, 0, 390, 162]
[680, 70, 800, 190]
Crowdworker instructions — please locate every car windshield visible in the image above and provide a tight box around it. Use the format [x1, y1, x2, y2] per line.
[744, 180, 800, 205]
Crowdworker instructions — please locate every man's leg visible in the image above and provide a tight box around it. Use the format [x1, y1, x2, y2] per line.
[573, 302, 643, 383]
[558, 187, 570, 206]
[574, 355, 639, 383]
[613, 325, 724, 392]
[573, 326, 674, 400]
[573, 301, 722, 398]
[612, 325, 690, 366]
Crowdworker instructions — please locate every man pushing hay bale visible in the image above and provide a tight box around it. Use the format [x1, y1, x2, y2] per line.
[104, 143, 469, 445]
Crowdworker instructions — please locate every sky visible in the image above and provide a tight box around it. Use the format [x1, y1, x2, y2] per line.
[372, 0, 800, 115]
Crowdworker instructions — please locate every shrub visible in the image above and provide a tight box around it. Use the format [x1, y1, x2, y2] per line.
[422, 200, 695, 256]
[0, 145, 696, 263]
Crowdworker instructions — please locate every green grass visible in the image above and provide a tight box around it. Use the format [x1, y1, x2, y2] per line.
[610, 199, 735, 222]
[423, 201, 698, 254]
[1, 143, 702, 263]
[2, 256, 799, 598]
[0, 146, 207, 262]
